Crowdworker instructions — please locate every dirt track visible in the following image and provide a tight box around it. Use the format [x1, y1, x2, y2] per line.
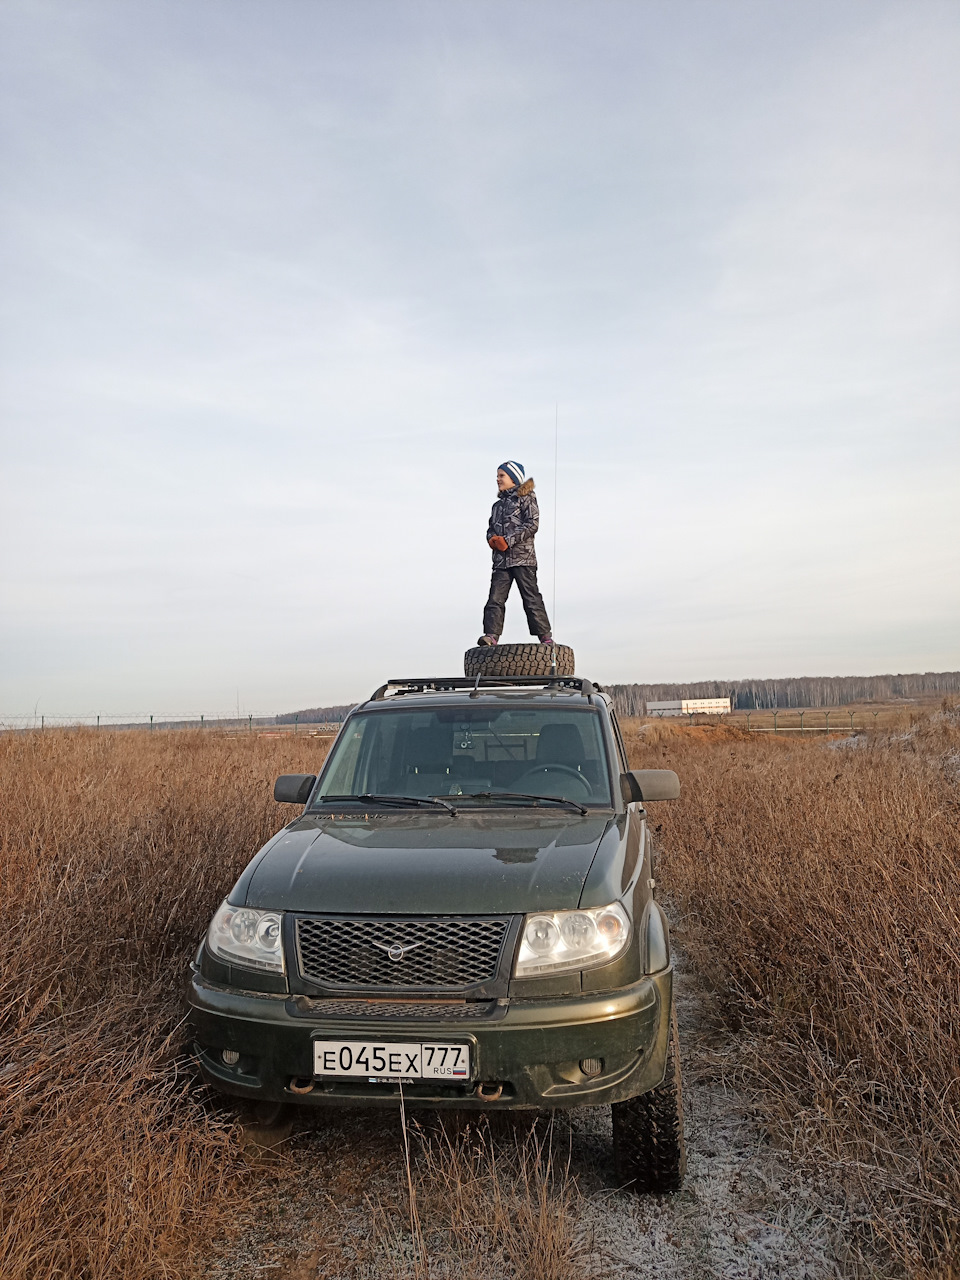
[566, 953, 851, 1278]
[211, 952, 853, 1280]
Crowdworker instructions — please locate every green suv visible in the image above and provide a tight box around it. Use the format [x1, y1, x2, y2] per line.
[187, 675, 685, 1191]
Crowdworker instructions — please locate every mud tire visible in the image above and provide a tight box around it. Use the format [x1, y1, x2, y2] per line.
[611, 1008, 686, 1193]
[463, 643, 575, 678]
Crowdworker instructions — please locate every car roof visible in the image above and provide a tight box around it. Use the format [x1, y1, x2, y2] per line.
[356, 676, 612, 712]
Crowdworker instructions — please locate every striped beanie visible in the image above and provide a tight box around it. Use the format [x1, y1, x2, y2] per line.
[498, 460, 525, 487]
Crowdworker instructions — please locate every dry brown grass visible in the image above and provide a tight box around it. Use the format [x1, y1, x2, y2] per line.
[624, 704, 960, 1275]
[0, 728, 331, 1280]
[364, 1116, 588, 1280]
[8, 708, 960, 1277]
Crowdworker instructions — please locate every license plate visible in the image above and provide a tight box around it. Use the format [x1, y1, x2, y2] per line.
[313, 1040, 471, 1081]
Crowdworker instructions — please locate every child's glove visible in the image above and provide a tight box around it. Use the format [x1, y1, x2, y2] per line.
[488, 535, 509, 552]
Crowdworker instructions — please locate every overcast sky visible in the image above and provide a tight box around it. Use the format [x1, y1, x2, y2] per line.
[2, 0, 958, 721]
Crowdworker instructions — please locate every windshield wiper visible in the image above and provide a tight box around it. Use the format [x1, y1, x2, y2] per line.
[457, 791, 589, 816]
[315, 793, 458, 815]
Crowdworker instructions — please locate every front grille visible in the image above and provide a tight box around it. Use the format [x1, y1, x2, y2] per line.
[295, 916, 509, 990]
[292, 997, 501, 1021]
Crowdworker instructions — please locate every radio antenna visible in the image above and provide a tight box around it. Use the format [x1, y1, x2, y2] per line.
[552, 403, 558, 631]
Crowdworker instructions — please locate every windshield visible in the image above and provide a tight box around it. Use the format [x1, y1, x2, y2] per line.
[314, 705, 613, 807]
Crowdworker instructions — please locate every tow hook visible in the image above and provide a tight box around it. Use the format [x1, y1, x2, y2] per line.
[289, 1077, 315, 1094]
[474, 1081, 503, 1102]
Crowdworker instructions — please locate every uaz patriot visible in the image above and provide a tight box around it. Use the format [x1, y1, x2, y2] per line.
[187, 674, 685, 1191]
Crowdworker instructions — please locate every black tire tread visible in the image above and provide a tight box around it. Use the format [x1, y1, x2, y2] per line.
[463, 643, 575, 678]
[611, 1008, 686, 1193]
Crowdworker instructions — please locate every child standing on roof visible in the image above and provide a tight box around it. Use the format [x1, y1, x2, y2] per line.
[478, 461, 554, 647]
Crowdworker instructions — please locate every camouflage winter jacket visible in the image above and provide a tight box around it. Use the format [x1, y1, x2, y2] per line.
[486, 477, 539, 569]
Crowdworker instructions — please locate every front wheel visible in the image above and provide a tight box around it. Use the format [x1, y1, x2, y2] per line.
[611, 1009, 686, 1193]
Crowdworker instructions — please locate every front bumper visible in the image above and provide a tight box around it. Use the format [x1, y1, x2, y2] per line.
[186, 962, 673, 1110]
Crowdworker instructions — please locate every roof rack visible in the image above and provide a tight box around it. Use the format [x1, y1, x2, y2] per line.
[367, 675, 602, 702]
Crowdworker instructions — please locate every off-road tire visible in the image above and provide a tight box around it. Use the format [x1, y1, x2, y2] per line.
[463, 643, 575, 678]
[611, 1008, 686, 1193]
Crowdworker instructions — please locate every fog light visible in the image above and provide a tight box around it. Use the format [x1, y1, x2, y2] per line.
[580, 1057, 603, 1077]
[221, 1049, 240, 1066]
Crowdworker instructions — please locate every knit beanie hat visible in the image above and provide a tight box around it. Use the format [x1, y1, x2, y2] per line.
[498, 460, 525, 487]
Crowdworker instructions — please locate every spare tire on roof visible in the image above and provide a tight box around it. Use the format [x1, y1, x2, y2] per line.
[463, 643, 575, 679]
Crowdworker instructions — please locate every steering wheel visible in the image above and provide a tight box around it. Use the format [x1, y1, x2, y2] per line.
[514, 765, 592, 799]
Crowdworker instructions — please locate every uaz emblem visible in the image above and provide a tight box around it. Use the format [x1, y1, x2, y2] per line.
[372, 940, 423, 962]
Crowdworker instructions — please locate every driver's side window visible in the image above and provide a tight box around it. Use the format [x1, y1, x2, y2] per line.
[610, 714, 629, 774]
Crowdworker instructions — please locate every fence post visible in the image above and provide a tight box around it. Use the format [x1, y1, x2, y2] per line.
[41, 715, 44, 732]
[825, 711, 830, 733]
[200, 714, 204, 729]
[96, 715, 100, 730]
[150, 715, 154, 730]
[848, 711, 855, 731]
[746, 712, 751, 732]
[295, 713, 299, 736]
[773, 711, 779, 734]
[248, 714, 253, 733]
[799, 711, 805, 735]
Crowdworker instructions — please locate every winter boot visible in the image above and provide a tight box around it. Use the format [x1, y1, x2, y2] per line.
[477, 635, 499, 647]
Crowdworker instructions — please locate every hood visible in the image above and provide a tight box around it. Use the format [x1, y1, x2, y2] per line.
[237, 811, 611, 915]
[501, 477, 535, 498]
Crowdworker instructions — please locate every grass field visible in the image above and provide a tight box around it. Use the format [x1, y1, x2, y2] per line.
[0, 729, 333, 1280]
[2, 705, 958, 1277]
[623, 706, 960, 1275]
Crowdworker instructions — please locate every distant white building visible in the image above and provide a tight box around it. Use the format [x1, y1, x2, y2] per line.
[646, 697, 731, 717]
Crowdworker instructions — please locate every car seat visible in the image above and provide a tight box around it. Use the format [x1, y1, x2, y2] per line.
[535, 723, 585, 768]
[404, 726, 454, 797]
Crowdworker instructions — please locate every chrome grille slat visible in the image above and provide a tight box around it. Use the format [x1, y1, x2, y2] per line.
[296, 916, 509, 990]
[293, 998, 499, 1021]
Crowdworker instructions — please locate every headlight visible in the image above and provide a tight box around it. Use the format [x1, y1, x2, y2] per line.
[207, 900, 285, 973]
[514, 902, 631, 977]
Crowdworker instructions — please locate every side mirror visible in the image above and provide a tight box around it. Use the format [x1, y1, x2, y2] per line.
[620, 769, 680, 804]
[274, 774, 317, 804]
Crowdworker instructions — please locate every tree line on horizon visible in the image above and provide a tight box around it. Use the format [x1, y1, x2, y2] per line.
[277, 671, 959, 724]
[607, 670, 960, 715]
[276, 703, 354, 725]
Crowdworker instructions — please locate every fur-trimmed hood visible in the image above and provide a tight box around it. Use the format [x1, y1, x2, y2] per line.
[516, 477, 535, 497]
